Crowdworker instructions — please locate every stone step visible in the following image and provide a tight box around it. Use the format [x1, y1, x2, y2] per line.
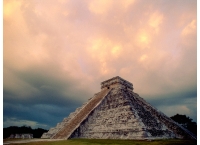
[52, 89, 111, 139]
[41, 98, 90, 139]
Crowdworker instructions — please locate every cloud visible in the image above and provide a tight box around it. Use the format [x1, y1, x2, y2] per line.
[181, 19, 196, 36]
[3, 0, 197, 129]
[3, 117, 48, 129]
[88, 0, 113, 15]
[148, 11, 164, 33]
[3, 100, 83, 129]
[88, 0, 136, 15]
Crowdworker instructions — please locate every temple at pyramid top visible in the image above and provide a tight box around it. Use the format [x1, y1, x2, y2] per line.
[101, 76, 133, 91]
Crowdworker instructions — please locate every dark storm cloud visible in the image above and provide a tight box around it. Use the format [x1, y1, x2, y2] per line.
[145, 90, 197, 121]
[3, 64, 93, 128]
[3, 102, 82, 129]
[146, 90, 197, 107]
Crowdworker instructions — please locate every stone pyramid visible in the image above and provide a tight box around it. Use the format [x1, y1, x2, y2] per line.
[41, 76, 196, 140]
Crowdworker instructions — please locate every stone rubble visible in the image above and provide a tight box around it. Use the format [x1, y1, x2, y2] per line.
[9, 134, 33, 139]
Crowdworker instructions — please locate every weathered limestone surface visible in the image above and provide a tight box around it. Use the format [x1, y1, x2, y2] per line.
[9, 134, 33, 139]
[42, 76, 196, 140]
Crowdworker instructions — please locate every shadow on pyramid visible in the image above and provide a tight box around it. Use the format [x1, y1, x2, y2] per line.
[41, 76, 196, 140]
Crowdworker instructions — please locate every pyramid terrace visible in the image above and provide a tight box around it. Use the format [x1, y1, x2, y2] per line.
[42, 76, 196, 140]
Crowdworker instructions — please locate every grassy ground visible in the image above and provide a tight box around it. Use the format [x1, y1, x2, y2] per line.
[3, 138, 197, 145]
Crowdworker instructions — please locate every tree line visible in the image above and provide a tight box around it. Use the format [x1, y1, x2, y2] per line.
[3, 125, 48, 139]
[170, 114, 197, 135]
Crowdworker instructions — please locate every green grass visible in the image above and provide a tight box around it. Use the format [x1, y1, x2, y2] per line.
[4, 138, 197, 145]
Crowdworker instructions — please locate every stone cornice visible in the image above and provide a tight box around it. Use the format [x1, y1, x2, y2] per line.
[101, 76, 133, 90]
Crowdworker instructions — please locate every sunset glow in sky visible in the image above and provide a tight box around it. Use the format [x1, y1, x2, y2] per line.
[3, 0, 196, 129]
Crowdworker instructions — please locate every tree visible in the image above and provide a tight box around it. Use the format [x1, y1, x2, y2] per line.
[3, 126, 48, 139]
[170, 114, 197, 135]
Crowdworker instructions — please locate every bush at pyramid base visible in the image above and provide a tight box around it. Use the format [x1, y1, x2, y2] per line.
[41, 76, 196, 140]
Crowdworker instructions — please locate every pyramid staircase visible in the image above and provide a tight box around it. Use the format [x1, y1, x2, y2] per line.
[42, 76, 196, 140]
[41, 88, 111, 139]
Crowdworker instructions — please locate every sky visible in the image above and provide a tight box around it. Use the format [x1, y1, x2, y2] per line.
[3, 0, 197, 129]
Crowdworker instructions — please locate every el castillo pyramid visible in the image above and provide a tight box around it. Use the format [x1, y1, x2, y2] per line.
[41, 76, 196, 140]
